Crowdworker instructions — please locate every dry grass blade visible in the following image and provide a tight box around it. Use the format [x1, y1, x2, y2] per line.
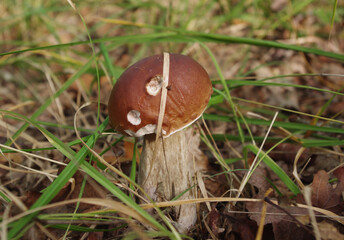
[141, 197, 344, 225]
[0, 160, 57, 177]
[0, 119, 43, 146]
[255, 188, 273, 240]
[143, 52, 171, 186]
[73, 102, 142, 195]
[203, 213, 218, 240]
[2, 198, 155, 229]
[1, 201, 11, 240]
[66, 0, 76, 10]
[140, 197, 262, 209]
[293, 147, 307, 189]
[35, 221, 59, 240]
[303, 186, 321, 240]
[0, 143, 67, 166]
[235, 112, 279, 199]
[0, 186, 32, 240]
[197, 171, 211, 211]
[155, 52, 170, 141]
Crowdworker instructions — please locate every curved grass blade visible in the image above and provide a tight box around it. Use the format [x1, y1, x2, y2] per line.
[244, 144, 300, 195]
[203, 114, 344, 134]
[2, 112, 170, 238]
[4, 57, 94, 146]
[1, 30, 343, 61]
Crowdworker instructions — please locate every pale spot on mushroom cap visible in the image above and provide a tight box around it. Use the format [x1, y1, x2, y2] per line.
[124, 105, 207, 138]
[124, 124, 166, 138]
[146, 75, 163, 96]
[127, 110, 141, 125]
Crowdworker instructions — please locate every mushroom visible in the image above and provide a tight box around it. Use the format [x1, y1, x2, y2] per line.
[108, 53, 212, 232]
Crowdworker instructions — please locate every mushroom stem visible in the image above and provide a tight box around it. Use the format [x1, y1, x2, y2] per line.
[138, 130, 197, 232]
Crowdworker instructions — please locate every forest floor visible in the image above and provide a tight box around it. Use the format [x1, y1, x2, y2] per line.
[1, 1, 344, 239]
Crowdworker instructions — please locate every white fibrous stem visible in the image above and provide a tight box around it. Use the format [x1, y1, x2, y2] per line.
[138, 130, 197, 233]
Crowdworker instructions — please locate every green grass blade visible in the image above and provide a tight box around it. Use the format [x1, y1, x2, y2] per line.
[329, 0, 338, 39]
[2, 31, 343, 61]
[199, 42, 245, 143]
[210, 134, 286, 143]
[203, 113, 344, 134]
[4, 112, 170, 238]
[301, 139, 344, 147]
[99, 42, 118, 84]
[6, 118, 108, 239]
[80, 161, 170, 235]
[4, 57, 94, 146]
[244, 144, 300, 195]
[129, 140, 138, 199]
[45, 224, 125, 232]
[217, 79, 344, 97]
[0, 110, 75, 158]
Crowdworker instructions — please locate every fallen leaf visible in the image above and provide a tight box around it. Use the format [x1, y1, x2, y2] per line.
[297, 168, 344, 214]
[272, 220, 314, 240]
[226, 214, 258, 240]
[52, 165, 107, 212]
[0, 152, 24, 164]
[246, 200, 308, 225]
[311, 170, 333, 208]
[264, 143, 311, 165]
[208, 208, 221, 238]
[245, 160, 309, 225]
[318, 221, 344, 240]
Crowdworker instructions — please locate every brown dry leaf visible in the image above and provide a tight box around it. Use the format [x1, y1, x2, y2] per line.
[87, 231, 104, 240]
[101, 148, 120, 164]
[328, 100, 344, 115]
[272, 220, 314, 240]
[297, 168, 344, 214]
[311, 170, 334, 208]
[244, 157, 292, 199]
[52, 167, 107, 212]
[333, 167, 344, 187]
[227, 215, 258, 240]
[22, 191, 41, 209]
[246, 165, 309, 225]
[101, 141, 142, 164]
[248, 168, 344, 226]
[264, 143, 310, 165]
[208, 208, 221, 238]
[318, 221, 344, 240]
[253, 64, 299, 109]
[246, 199, 308, 225]
[124, 141, 141, 163]
[70, 73, 94, 93]
[203, 174, 230, 198]
[331, 167, 344, 213]
[69, 74, 113, 102]
[271, 0, 287, 11]
[247, 165, 271, 195]
[0, 152, 24, 164]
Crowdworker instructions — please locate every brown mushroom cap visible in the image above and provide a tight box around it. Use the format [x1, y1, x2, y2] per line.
[108, 53, 213, 137]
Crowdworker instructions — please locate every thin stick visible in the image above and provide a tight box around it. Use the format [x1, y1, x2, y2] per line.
[264, 197, 314, 236]
[155, 52, 170, 141]
[143, 52, 170, 186]
[304, 186, 321, 240]
[256, 188, 273, 240]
